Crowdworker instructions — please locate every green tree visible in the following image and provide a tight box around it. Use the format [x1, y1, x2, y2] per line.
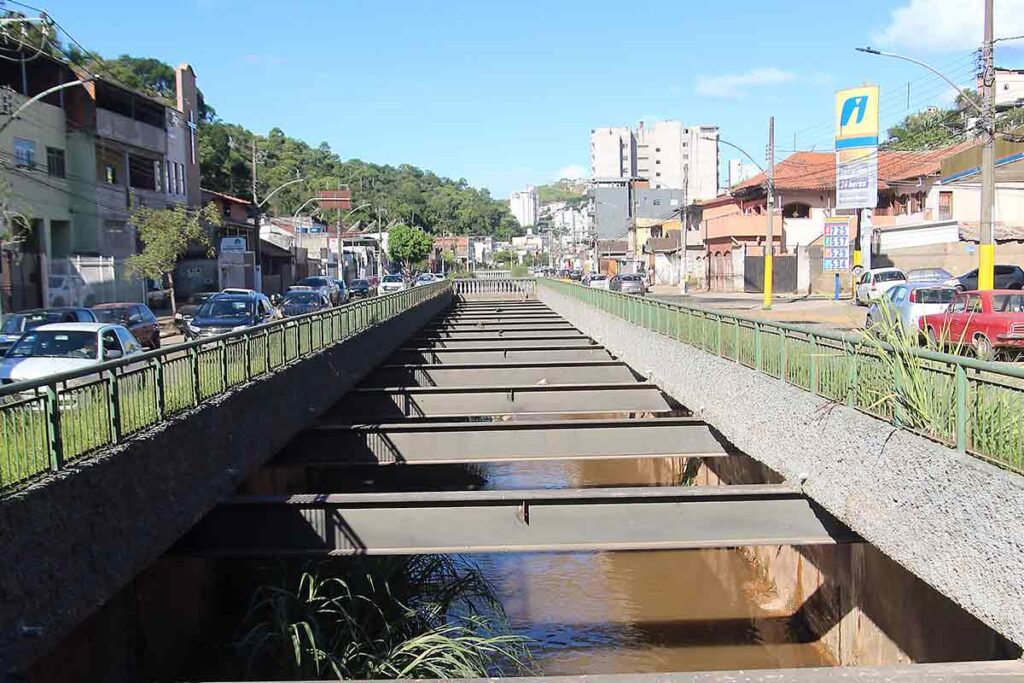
[492, 249, 517, 268]
[387, 225, 433, 269]
[126, 203, 222, 316]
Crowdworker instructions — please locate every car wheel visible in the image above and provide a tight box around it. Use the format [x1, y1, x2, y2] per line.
[974, 335, 996, 362]
[927, 327, 940, 349]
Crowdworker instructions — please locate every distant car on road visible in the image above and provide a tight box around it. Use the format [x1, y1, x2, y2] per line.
[334, 279, 350, 304]
[588, 274, 612, 290]
[0, 308, 98, 355]
[414, 273, 436, 287]
[865, 283, 957, 338]
[0, 323, 143, 384]
[279, 289, 332, 317]
[185, 292, 276, 339]
[905, 267, 953, 284]
[855, 267, 907, 305]
[610, 273, 646, 295]
[378, 273, 407, 295]
[945, 265, 1024, 291]
[349, 279, 372, 297]
[919, 289, 1024, 360]
[297, 276, 341, 305]
[174, 291, 219, 335]
[568, 270, 582, 282]
[92, 303, 162, 349]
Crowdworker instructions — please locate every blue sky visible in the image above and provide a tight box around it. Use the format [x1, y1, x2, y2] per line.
[39, 0, 1024, 197]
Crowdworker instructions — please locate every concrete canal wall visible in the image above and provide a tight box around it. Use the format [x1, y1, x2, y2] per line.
[539, 286, 1024, 654]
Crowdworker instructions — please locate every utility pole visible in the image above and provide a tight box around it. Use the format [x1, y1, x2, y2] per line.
[979, 0, 996, 290]
[764, 116, 775, 309]
[680, 165, 689, 293]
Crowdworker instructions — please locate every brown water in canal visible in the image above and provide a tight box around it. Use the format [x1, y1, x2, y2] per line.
[474, 457, 834, 675]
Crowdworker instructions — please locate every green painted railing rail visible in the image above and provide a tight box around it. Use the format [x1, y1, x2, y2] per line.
[539, 279, 1024, 475]
[0, 281, 451, 492]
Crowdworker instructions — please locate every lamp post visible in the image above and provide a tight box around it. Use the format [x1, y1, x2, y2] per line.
[856, 5, 995, 289]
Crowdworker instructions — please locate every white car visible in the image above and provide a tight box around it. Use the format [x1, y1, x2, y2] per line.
[588, 274, 612, 290]
[378, 274, 407, 294]
[865, 283, 958, 337]
[855, 268, 907, 306]
[413, 274, 436, 287]
[0, 323, 144, 385]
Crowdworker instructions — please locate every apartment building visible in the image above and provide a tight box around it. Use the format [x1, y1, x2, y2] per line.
[509, 185, 538, 227]
[590, 120, 719, 200]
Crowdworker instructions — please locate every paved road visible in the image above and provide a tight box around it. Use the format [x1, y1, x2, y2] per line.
[649, 290, 866, 332]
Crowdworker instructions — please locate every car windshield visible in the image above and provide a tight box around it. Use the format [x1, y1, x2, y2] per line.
[591, 275, 607, 280]
[382, 275, 403, 283]
[416, 274, 433, 281]
[352, 280, 368, 287]
[915, 288, 956, 304]
[622, 275, 643, 281]
[284, 291, 319, 304]
[300, 277, 330, 288]
[7, 330, 98, 359]
[993, 294, 1024, 313]
[875, 271, 905, 282]
[197, 299, 254, 319]
[2, 312, 65, 334]
[93, 307, 132, 324]
[907, 268, 950, 281]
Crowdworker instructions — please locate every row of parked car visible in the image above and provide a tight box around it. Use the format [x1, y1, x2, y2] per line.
[858, 265, 1024, 361]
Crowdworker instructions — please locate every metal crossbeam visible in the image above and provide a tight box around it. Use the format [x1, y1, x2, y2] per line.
[411, 336, 596, 350]
[426, 320, 572, 329]
[389, 346, 613, 364]
[416, 327, 584, 339]
[278, 417, 735, 465]
[363, 361, 637, 387]
[325, 383, 673, 419]
[178, 485, 858, 556]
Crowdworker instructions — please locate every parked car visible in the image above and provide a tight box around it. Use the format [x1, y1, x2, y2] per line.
[568, 270, 583, 282]
[174, 291, 219, 335]
[221, 288, 260, 296]
[0, 308, 98, 355]
[92, 303, 162, 350]
[279, 289, 332, 317]
[610, 273, 647, 295]
[945, 265, 1024, 291]
[865, 283, 957, 338]
[905, 267, 953, 284]
[414, 273, 436, 287]
[146, 278, 172, 309]
[378, 273, 407, 294]
[297, 276, 341, 305]
[919, 290, 1024, 360]
[334, 278, 350, 304]
[185, 292, 275, 339]
[349, 279, 372, 297]
[0, 323, 143, 384]
[588, 274, 612, 290]
[854, 267, 907, 305]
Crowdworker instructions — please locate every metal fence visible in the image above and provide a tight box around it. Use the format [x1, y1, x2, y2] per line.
[0, 281, 451, 492]
[452, 278, 536, 297]
[538, 278, 1024, 474]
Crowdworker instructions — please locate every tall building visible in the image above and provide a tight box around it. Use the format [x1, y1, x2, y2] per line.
[509, 185, 538, 227]
[589, 120, 719, 200]
[590, 127, 635, 178]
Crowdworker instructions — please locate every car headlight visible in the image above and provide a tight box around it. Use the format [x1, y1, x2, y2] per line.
[174, 312, 183, 320]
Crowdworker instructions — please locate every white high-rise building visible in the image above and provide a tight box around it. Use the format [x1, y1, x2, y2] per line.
[590, 127, 636, 178]
[589, 120, 720, 200]
[509, 186, 538, 227]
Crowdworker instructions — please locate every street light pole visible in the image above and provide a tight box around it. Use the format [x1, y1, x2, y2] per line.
[856, 32, 994, 289]
[764, 116, 775, 310]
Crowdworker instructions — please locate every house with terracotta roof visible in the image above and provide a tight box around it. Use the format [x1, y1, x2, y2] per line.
[691, 145, 968, 291]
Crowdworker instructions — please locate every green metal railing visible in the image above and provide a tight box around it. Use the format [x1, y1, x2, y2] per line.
[539, 279, 1024, 474]
[0, 281, 450, 491]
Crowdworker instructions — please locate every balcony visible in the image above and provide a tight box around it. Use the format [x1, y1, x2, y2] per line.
[96, 109, 166, 155]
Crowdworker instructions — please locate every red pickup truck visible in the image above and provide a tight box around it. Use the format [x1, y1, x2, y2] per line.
[919, 289, 1024, 360]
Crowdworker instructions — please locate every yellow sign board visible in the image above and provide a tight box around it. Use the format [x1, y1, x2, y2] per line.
[835, 85, 879, 147]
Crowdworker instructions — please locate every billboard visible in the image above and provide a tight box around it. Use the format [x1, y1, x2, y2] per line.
[835, 85, 879, 210]
[822, 217, 852, 271]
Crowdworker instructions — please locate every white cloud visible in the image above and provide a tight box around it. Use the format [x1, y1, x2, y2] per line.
[872, 0, 1024, 52]
[695, 67, 798, 99]
[556, 164, 586, 180]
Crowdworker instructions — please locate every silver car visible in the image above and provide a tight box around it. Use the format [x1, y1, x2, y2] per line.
[611, 273, 646, 295]
[865, 283, 957, 338]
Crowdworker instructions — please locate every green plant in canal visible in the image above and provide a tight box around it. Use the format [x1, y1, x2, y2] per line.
[233, 555, 534, 680]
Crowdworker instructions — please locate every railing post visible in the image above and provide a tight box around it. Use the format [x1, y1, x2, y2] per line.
[846, 341, 858, 407]
[44, 385, 64, 472]
[219, 339, 229, 389]
[106, 368, 121, 444]
[780, 329, 789, 383]
[955, 363, 968, 452]
[243, 333, 253, 379]
[809, 333, 819, 394]
[717, 314, 723, 357]
[754, 321, 763, 371]
[733, 319, 740, 361]
[264, 329, 272, 372]
[154, 357, 165, 420]
[190, 346, 201, 405]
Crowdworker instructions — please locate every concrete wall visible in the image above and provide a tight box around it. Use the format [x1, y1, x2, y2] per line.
[538, 285, 1024, 650]
[0, 290, 452, 677]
